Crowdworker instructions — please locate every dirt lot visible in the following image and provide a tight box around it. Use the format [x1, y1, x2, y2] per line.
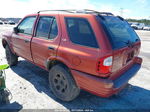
[0, 25, 150, 111]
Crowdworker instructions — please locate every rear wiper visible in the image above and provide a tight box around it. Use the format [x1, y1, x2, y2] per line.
[135, 38, 139, 42]
[121, 40, 134, 47]
[121, 40, 130, 45]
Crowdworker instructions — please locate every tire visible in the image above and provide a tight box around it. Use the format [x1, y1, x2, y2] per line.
[49, 64, 80, 101]
[5, 45, 18, 66]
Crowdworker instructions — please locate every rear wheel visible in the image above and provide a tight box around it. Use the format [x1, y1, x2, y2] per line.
[49, 64, 80, 101]
[5, 45, 18, 66]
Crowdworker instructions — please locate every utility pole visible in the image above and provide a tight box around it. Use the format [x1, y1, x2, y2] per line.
[120, 8, 124, 17]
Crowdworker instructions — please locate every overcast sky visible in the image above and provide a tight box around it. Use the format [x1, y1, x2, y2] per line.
[0, 0, 150, 19]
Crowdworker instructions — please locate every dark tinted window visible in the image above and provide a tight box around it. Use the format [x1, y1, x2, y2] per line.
[98, 16, 140, 49]
[65, 18, 98, 48]
[36, 17, 53, 39]
[50, 18, 58, 39]
[18, 16, 36, 35]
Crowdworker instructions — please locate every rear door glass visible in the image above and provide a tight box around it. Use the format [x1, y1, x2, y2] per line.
[36, 16, 53, 39]
[35, 16, 58, 40]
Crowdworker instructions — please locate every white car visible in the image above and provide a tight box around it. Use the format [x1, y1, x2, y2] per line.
[131, 23, 145, 30]
[143, 25, 150, 31]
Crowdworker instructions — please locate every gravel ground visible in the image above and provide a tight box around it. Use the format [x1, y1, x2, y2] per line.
[0, 25, 150, 112]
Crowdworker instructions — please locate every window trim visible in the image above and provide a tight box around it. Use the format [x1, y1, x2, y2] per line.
[34, 16, 58, 40]
[49, 18, 58, 40]
[17, 16, 36, 36]
[65, 17, 99, 49]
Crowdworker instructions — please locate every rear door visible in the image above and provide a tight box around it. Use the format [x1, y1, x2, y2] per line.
[31, 15, 61, 68]
[11, 16, 36, 61]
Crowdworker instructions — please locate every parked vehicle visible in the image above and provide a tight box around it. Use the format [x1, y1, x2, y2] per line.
[128, 22, 133, 26]
[2, 9, 142, 101]
[3, 21, 8, 24]
[131, 22, 145, 30]
[8, 21, 15, 25]
[138, 23, 145, 30]
[0, 20, 3, 25]
[143, 25, 150, 31]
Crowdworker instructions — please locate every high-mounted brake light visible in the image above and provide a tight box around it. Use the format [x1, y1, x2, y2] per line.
[97, 56, 113, 77]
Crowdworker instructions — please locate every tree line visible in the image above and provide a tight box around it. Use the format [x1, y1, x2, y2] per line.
[126, 19, 150, 25]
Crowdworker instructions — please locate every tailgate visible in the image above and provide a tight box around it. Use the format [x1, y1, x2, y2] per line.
[109, 41, 141, 80]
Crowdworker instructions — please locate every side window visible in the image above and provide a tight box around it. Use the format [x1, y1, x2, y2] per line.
[18, 16, 36, 35]
[36, 16, 53, 39]
[50, 18, 58, 39]
[65, 18, 98, 48]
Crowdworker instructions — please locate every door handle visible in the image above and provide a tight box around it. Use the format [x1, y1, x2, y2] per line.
[48, 46, 55, 50]
[24, 39, 29, 43]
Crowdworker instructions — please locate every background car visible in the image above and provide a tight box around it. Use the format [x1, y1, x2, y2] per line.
[131, 23, 145, 30]
[0, 20, 3, 25]
[143, 25, 150, 31]
[8, 21, 15, 25]
[3, 21, 8, 24]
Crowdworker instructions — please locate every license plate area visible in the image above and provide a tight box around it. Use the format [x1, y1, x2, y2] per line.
[126, 51, 134, 63]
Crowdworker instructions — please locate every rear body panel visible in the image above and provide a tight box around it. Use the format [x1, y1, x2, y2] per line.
[72, 57, 142, 97]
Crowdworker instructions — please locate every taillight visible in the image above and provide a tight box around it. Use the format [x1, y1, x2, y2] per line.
[135, 48, 140, 56]
[97, 56, 113, 77]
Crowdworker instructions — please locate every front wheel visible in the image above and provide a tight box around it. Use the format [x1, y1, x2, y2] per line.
[5, 45, 18, 66]
[49, 64, 80, 101]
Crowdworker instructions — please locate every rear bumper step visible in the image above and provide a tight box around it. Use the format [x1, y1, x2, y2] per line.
[114, 63, 141, 88]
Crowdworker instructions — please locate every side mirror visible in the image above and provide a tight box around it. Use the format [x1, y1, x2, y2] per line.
[13, 27, 19, 34]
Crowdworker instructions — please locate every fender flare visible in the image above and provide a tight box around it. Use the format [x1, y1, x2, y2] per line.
[45, 56, 73, 71]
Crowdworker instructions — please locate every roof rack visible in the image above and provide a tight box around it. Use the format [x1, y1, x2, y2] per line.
[37, 9, 114, 16]
[81, 9, 114, 16]
[37, 10, 75, 14]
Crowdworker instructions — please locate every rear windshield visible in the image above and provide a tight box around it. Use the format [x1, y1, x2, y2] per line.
[98, 16, 140, 49]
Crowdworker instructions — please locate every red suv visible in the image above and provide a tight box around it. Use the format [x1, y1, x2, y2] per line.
[2, 10, 142, 101]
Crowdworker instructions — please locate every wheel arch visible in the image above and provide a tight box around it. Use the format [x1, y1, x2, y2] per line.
[2, 39, 8, 48]
[46, 57, 73, 71]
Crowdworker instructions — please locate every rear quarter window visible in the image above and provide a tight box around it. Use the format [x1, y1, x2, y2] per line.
[65, 17, 99, 48]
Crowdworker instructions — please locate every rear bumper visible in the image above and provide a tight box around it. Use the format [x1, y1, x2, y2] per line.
[71, 57, 142, 97]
